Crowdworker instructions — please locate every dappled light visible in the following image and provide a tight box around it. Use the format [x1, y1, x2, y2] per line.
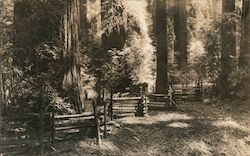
[118, 113, 193, 125]
[168, 122, 190, 128]
[213, 117, 249, 132]
[123, 0, 155, 91]
[218, 134, 250, 156]
[0, 0, 249, 155]
[188, 140, 212, 156]
[78, 140, 120, 155]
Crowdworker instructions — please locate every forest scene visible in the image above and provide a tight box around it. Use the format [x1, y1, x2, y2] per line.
[0, 0, 249, 155]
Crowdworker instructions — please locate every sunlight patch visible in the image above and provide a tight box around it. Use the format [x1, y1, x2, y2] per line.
[100, 141, 120, 151]
[168, 122, 190, 128]
[213, 117, 249, 132]
[78, 140, 120, 153]
[118, 113, 193, 125]
[188, 140, 212, 156]
[217, 135, 250, 156]
[154, 113, 194, 122]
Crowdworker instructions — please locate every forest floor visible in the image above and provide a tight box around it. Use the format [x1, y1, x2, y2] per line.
[54, 99, 250, 156]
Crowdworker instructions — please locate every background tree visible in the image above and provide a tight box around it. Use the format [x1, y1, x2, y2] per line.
[84, 0, 156, 94]
[220, 0, 236, 99]
[227, 0, 250, 99]
[174, 0, 187, 71]
[62, 0, 84, 113]
[100, 0, 127, 93]
[239, 0, 250, 67]
[209, 0, 218, 22]
[10, 0, 76, 115]
[154, 0, 168, 93]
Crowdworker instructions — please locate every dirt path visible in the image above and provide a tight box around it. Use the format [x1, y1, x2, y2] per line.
[58, 100, 250, 156]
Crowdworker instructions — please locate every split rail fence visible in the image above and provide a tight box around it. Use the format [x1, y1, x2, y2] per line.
[0, 85, 203, 155]
[0, 101, 105, 155]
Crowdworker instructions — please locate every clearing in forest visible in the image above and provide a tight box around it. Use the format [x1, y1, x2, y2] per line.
[54, 100, 250, 156]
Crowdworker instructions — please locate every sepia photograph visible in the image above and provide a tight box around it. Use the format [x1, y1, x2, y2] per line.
[0, 0, 249, 155]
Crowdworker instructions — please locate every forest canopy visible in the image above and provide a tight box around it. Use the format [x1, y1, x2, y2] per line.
[0, 0, 249, 115]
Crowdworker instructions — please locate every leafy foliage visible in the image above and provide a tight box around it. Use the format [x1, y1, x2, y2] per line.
[82, 0, 155, 94]
[1, 0, 72, 115]
[6, 41, 68, 115]
[1, 0, 248, 117]
[101, 0, 126, 35]
[229, 67, 249, 99]
[196, 22, 221, 83]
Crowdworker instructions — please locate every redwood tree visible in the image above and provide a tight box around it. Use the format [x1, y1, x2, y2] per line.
[239, 0, 250, 67]
[220, 0, 236, 99]
[0, 71, 3, 116]
[174, 0, 187, 71]
[62, 0, 84, 113]
[154, 0, 168, 93]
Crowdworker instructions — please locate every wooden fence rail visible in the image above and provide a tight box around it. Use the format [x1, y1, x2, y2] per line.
[0, 100, 108, 155]
[52, 103, 105, 143]
[0, 114, 51, 155]
[107, 93, 148, 119]
[147, 87, 202, 111]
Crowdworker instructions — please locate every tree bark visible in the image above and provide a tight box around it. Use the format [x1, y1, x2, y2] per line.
[0, 2, 4, 116]
[154, 0, 168, 93]
[62, 0, 84, 113]
[239, 0, 250, 67]
[0, 72, 4, 117]
[220, 0, 236, 99]
[174, 0, 187, 71]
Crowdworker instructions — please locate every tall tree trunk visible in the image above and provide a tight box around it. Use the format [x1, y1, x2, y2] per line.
[80, 0, 87, 29]
[62, 0, 84, 113]
[210, 0, 218, 22]
[154, 0, 168, 93]
[101, 0, 108, 49]
[0, 70, 3, 117]
[80, 0, 91, 34]
[174, 0, 187, 71]
[0, 2, 4, 116]
[220, 0, 236, 99]
[239, 0, 250, 67]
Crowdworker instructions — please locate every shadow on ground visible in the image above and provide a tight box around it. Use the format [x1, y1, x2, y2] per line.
[57, 101, 250, 156]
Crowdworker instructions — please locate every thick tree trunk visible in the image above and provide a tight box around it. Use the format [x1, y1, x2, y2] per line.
[220, 0, 236, 99]
[174, 0, 187, 71]
[62, 0, 84, 113]
[239, 0, 250, 67]
[154, 0, 168, 93]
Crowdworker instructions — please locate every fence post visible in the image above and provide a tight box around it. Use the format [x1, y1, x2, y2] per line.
[104, 101, 107, 138]
[40, 87, 47, 156]
[110, 90, 113, 121]
[93, 100, 102, 145]
[166, 91, 169, 111]
[51, 108, 55, 145]
[102, 89, 107, 138]
[40, 108, 45, 156]
[45, 104, 55, 145]
[201, 79, 203, 99]
[142, 86, 148, 116]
